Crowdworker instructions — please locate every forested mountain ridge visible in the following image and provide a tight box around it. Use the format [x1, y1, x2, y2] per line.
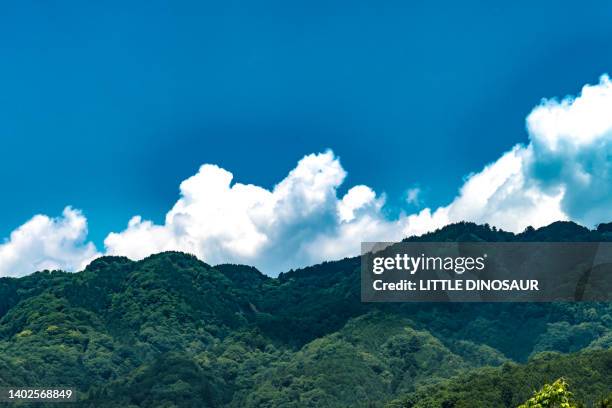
[0, 221, 611, 407]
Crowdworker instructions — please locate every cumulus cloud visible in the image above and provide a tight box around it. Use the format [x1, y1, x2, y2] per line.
[425, 145, 567, 233]
[2, 75, 612, 276]
[0, 207, 100, 277]
[104, 151, 385, 273]
[525, 74, 612, 226]
[104, 75, 611, 274]
[425, 74, 612, 231]
[400, 75, 612, 234]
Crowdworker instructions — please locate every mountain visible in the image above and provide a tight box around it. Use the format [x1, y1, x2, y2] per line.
[0, 221, 610, 407]
[388, 348, 612, 408]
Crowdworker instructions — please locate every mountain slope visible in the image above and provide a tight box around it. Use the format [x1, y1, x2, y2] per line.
[0, 221, 610, 407]
[389, 349, 612, 408]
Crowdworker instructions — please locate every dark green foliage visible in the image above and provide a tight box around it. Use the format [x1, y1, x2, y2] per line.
[86, 353, 225, 407]
[230, 313, 487, 407]
[0, 221, 610, 407]
[391, 351, 612, 408]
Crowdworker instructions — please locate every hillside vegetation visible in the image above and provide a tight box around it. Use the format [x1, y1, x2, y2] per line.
[0, 221, 611, 407]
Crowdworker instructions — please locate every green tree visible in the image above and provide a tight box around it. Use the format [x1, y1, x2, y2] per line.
[596, 395, 612, 408]
[518, 379, 577, 408]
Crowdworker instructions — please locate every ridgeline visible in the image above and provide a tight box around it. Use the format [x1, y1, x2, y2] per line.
[1, 221, 611, 407]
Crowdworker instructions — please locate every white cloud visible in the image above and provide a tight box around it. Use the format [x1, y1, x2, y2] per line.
[0, 207, 100, 277]
[527, 75, 612, 150]
[524, 74, 612, 226]
[405, 187, 421, 206]
[101, 74, 612, 274]
[98, 145, 565, 274]
[3, 75, 612, 276]
[338, 185, 378, 222]
[400, 75, 612, 234]
[105, 151, 372, 273]
[426, 145, 567, 232]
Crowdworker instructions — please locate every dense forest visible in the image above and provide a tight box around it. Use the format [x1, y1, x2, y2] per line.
[0, 221, 611, 407]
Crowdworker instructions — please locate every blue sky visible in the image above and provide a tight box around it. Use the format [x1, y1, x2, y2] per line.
[2, 1, 612, 275]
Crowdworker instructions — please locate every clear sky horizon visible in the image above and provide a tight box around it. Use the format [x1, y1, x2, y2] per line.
[2, 1, 612, 276]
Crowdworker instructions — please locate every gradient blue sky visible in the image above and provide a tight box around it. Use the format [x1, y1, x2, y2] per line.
[2, 0, 612, 247]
